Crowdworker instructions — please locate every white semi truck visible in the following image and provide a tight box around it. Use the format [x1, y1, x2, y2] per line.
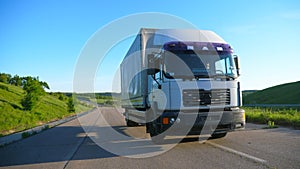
[121, 28, 245, 142]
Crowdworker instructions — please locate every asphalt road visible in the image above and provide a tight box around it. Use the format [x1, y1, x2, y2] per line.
[0, 107, 299, 169]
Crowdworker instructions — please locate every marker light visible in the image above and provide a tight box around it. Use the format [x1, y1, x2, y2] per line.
[202, 46, 209, 50]
[168, 43, 176, 47]
[162, 118, 169, 125]
[187, 45, 194, 50]
[216, 47, 223, 51]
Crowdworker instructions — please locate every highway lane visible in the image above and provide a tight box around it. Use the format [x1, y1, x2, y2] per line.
[0, 107, 299, 169]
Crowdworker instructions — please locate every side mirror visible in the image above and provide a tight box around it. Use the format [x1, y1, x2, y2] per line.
[234, 55, 241, 76]
[148, 54, 155, 63]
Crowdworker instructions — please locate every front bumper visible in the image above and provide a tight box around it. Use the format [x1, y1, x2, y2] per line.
[158, 108, 245, 136]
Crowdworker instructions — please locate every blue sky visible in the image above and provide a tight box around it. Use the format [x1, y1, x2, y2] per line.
[1, 0, 299, 92]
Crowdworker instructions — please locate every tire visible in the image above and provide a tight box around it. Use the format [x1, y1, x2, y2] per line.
[126, 119, 138, 127]
[125, 109, 138, 127]
[210, 132, 227, 139]
[146, 103, 165, 144]
[149, 121, 165, 144]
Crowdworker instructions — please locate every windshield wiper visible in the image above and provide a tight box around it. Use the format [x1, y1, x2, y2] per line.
[165, 73, 213, 80]
[211, 74, 236, 79]
[194, 74, 210, 78]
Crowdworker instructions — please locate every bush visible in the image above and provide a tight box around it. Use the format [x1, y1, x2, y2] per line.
[22, 132, 31, 138]
[22, 93, 38, 110]
[105, 100, 113, 105]
[58, 95, 64, 101]
[42, 125, 50, 131]
[67, 97, 75, 113]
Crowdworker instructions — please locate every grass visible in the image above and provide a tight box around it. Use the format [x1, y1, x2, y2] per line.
[262, 121, 279, 129]
[97, 97, 114, 105]
[0, 82, 24, 109]
[95, 95, 121, 106]
[244, 107, 300, 129]
[22, 131, 37, 139]
[75, 101, 94, 112]
[75, 93, 121, 106]
[0, 82, 93, 136]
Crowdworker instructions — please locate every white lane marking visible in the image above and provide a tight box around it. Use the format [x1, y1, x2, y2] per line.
[63, 134, 87, 169]
[206, 142, 267, 164]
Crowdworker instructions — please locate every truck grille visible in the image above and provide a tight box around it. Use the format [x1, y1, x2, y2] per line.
[182, 89, 230, 106]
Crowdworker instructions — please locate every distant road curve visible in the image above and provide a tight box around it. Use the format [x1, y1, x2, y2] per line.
[243, 104, 300, 107]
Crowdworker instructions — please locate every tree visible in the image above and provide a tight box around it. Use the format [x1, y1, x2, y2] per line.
[67, 96, 75, 113]
[40, 81, 50, 90]
[0, 73, 51, 111]
[23, 78, 45, 95]
[21, 77, 46, 110]
[22, 92, 38, 110]
[10, 75, 22, 86]
[0, 73, 11, 84]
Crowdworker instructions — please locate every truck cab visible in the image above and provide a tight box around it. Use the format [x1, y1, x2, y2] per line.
[146, 41, 245, 139]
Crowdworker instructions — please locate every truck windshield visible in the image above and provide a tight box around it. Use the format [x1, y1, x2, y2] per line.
[163, 50, 237, 79]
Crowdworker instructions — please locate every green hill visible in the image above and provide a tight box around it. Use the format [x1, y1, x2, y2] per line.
[242, 90, 259, 97]
[0, 82, 91, 136]
[243, 81, 300, 104]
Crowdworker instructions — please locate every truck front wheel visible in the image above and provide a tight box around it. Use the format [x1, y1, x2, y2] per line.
[149, 122, 165, 144]
[210, 132, 227, 139]
[146, 104, 165, 144]
[126, 119, 138, 127]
